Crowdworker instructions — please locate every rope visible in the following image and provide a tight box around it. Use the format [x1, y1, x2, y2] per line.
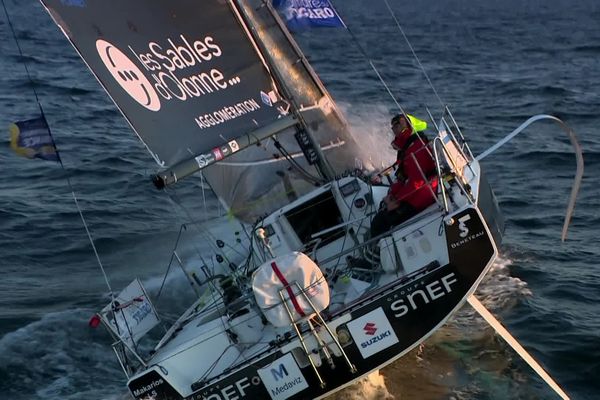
[156, 224, 186, 301]
[381, 0, 445, 109]
[336, 11, 428, 139]
[2, 0, 115, 299]
[335, 0, 446, 127]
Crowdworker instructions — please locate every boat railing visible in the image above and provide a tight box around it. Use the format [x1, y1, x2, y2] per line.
[432, 137, 475, 205]
[442, 105, 475, 160]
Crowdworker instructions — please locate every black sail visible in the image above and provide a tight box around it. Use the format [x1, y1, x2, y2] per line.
[40, 0, 288, 168]
[40, 0, 376, 222]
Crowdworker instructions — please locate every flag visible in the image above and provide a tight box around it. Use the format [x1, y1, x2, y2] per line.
[9, 115, 59, 162]
[100, 279, 160, 348]
[274, 0, 346, 31]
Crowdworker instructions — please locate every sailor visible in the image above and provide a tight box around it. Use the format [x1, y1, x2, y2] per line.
[370, 113, 438, 238]
[390, 113, 428, 179]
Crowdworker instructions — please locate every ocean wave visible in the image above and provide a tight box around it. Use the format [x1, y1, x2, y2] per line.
[0, 310, 124, 400]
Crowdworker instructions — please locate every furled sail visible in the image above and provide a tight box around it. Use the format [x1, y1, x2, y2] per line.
[39, 0, 288, 169]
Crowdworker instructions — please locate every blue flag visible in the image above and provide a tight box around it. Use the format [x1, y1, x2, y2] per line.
[9, 115, 60, 162]
[274, 0, 346, 31]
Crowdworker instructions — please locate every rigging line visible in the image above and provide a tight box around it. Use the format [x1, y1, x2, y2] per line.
[65, 174, 115, 297]
[1, 0, 41, 106]
[381, 0, 445, 109]
[200, 171, 209, 221]
[1, 0, 115, 298]
[274, 139, 323, 185]
[156, 224, 186, 301]
[165, 188, 218, 257]
[218, 141, 346, 167]
[341, 21, 416, 126]
[164, 187, 236, 275]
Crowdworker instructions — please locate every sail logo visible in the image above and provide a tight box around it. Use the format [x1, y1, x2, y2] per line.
[261, 91, 272, 107]
[128, 34, 244, 106]
[96, 40, 161, 111]
[363, 322, 377, 335]
[347, 307, 399, 358]
[257, 353, 308, 400]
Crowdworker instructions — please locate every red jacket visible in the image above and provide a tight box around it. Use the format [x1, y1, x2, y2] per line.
[390, 129, 438, 211]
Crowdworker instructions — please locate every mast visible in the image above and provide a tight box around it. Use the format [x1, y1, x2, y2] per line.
[229, 0, 335, 181]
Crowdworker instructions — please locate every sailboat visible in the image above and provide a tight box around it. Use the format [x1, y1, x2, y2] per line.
[36, 1, 582, 399]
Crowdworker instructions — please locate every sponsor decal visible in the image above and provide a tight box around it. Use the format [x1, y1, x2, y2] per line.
[195, 152, 215, 168]
[130, 299, 152, 324]
[389, 273, 458, 318]
[220, 146, 230, 157]
[347, 307, 399, 358]
[294, 130, 318, 165]
[96, 35, 274, 124]
[448, 212, 485, 249]
[194, 99, 261, 129]
[127, 34, 231, 104]
[228, 140, 240, 153]
[194, 139, 241, 169]
[260, 91, 272, 106]
[257, 353, 309, 400]
[450, 230, 485, 249]
[97, 40, 162, 111]
[259, 90, 279, 107]
[212, 147, 224, 161]
[132, 378, 164, 397]
[458, 214, 471, 238]
[363, 322, 377, 335]
[195, 376, 261, 400]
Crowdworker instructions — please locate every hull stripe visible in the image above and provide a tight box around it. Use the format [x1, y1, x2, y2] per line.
[271, 261, 306, 317]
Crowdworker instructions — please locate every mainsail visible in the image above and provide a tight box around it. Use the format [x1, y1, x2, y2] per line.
[40, 0, 372, 221]
[40, 0, 288, 169]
